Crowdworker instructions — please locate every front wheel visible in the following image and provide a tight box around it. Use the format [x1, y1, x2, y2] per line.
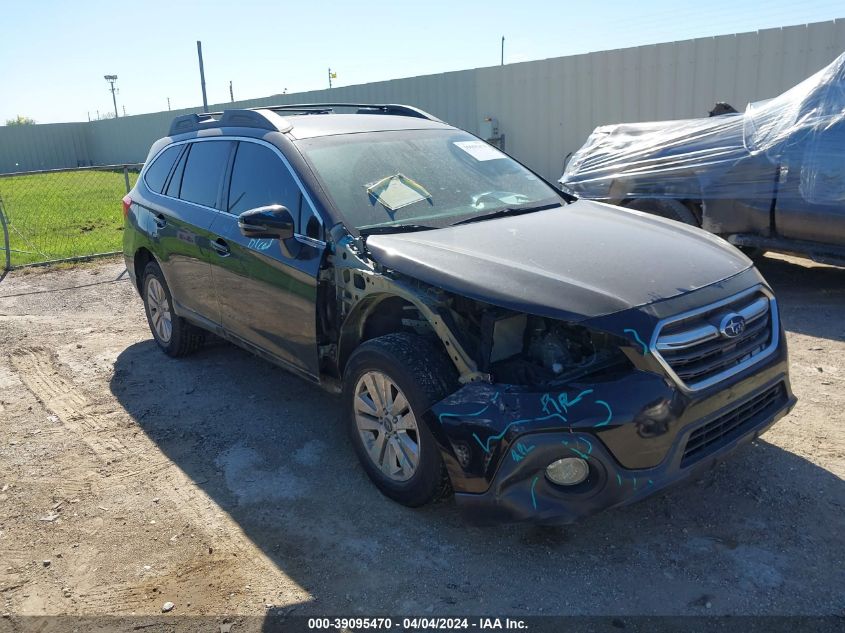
[342, 333, 458, 507]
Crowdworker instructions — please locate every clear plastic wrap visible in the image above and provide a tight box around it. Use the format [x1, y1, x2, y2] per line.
[560, 52, 845, 205]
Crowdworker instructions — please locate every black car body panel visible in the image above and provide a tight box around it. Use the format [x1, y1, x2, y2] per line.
[366, 200, 751, 321]
[124, 103, 796, 524]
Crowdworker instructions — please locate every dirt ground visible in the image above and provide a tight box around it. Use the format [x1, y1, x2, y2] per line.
[0, 253, 842, 619]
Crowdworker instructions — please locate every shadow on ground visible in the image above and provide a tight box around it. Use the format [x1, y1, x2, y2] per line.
[109, 332, 844, 618]
[755, 255, 845, 341]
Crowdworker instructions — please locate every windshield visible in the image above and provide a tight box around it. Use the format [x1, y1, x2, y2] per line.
[296, 129, 563, 233]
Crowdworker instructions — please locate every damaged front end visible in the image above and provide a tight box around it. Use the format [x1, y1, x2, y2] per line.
[423, 306, 685, 524]
[424, 288, 793, 524]
[326, 230, 794, 524]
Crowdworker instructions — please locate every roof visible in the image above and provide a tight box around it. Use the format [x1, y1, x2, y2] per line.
[282, 113, 452, 140]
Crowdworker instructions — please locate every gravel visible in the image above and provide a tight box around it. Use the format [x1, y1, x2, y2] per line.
[0, 254, 842, 616]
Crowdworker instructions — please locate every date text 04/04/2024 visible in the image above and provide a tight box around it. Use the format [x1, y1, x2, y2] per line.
[306, 617, 528, 630]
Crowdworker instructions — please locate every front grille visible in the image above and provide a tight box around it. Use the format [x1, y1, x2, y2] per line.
[681, 383, 787, 466]
[653, 286, 777, 390]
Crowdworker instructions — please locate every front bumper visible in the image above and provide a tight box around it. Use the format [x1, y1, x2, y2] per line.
[425, 291, 795, 524]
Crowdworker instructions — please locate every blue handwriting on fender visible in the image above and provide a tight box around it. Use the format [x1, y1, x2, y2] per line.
[248, 238, 274, 251]
[510, 442, 536, 462]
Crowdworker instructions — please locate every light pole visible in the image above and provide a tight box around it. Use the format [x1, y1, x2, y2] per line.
[104, 75, 119, 118]
[197, 41, 209, 112]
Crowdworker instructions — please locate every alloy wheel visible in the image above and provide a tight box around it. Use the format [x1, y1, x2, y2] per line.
[353, 370, 420, 482]
[146, 277, 173, 343]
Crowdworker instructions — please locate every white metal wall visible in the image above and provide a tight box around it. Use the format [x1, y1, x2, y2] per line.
[2, 19, 844, 179]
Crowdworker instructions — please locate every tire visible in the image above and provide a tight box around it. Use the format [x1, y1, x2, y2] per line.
[625, 198, 699, 226]
[343, 333, 458, 507]
[141, 261, 205, 357]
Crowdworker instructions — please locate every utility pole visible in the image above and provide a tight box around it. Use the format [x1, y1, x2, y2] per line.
[197, 41, 209, 112]
[104, 75, 119, 118]
[229, 80, 234, 102]
[501, 36, 505, 66]
[167, 97, 171, 111]
[123, 105, 127, 116]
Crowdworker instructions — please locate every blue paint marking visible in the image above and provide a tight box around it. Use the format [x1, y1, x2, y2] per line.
[593, 400, 613, 427]
[624, 328, 649, 356]
[445, 387, 613, 454]
[510, 442, 536, 462]
[248, 238, 274, 251]
[569, 447, 590, 460]
[473, 411, 568, 453]
[541, 388, 594, 415]
[565, 436, 593, 460]
[530, 476, 539, 510]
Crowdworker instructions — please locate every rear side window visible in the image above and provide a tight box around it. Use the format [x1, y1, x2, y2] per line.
[143, 145, 181, 193]
[227, 142, 302, 218]
[165, 146, 189, 198]
[179, 141, 234, 208]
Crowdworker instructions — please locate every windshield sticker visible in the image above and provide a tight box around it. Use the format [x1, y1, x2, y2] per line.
[365, 173, 432, 212]
[453, 140, 506, 161]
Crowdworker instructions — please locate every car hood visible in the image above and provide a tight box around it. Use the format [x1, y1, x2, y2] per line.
[365, 200, 752, 322]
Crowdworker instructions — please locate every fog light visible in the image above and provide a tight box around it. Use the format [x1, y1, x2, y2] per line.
[545, 457, 589, 486]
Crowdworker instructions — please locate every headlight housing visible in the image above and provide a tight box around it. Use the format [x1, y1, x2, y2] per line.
[485, 314, 632, 386]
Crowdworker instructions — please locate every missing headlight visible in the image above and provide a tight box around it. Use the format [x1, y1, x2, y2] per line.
[486, 315, 630, 386]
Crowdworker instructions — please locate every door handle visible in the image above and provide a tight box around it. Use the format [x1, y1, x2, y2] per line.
[210, 238, 230, 256]
[154, 213, 167, 229]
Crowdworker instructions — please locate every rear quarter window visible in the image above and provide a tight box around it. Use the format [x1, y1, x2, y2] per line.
[143, 145, 181, 193]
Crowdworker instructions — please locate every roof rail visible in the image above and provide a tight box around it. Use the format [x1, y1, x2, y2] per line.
[257, 103, 442, 121]
[168, 109, 283, 136]
[168, 103, 441, 136]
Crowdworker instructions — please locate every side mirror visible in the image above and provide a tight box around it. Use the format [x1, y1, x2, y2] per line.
[238, 205, 294, 240]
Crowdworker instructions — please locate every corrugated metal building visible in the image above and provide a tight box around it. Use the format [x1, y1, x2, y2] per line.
[2, 19, 844, 180]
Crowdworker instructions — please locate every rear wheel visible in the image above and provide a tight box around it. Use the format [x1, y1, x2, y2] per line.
[343, 333, 457, 507]
[142, 261, 205, 357]
[624, 198, 698, 226]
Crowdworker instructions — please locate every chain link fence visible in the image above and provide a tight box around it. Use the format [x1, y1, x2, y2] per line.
[0, 164, 143, 270]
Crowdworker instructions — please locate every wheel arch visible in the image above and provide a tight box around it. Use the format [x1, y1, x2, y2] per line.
[609, 175, 705, 223]
[337, 292, 422, 376]
[133, 247, 157, 293]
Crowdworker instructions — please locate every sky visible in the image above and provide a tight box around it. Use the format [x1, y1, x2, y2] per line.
[1, 0, 843, 124]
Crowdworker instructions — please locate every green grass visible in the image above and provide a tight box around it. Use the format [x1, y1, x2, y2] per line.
[0, 168, 139, 267]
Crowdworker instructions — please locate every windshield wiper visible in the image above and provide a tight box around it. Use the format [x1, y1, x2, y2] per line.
[451, 202, 562, 227]
[358, 224, 437, 237]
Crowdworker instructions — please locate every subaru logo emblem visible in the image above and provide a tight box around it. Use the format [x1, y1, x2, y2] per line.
[720, 313, 746, 338]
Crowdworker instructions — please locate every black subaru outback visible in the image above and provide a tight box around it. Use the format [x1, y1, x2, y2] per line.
[123, 103, 795, 524]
